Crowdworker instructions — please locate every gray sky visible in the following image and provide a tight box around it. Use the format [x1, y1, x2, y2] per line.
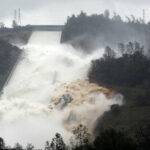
[1, 0, 150, 26]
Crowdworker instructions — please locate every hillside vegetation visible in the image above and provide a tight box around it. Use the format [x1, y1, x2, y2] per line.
[61, 11, 150, 53]
[88, 42, 150, 134]
[61, 12, 150, 139]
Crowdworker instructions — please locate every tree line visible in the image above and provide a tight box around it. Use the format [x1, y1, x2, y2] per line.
[61, 10, 150, 53]
[88, 41, 150, 88]
[0, 124, 150, 150]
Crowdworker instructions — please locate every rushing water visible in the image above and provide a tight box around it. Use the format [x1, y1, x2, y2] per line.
[0, 31, 122, 148]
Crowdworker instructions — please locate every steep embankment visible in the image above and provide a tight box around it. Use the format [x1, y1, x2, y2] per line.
[0, 40, 22, 92]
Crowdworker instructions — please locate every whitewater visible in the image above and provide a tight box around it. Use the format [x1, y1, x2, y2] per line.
[0, 31, 122, 148]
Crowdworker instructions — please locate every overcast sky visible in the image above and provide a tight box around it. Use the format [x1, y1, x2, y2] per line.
[1, 0, 150, 26]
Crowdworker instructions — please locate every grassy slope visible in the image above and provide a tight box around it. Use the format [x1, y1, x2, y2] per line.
[96, 85, 150, 135]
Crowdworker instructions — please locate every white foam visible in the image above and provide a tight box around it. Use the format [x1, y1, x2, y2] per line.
[0, 31, 122, 148]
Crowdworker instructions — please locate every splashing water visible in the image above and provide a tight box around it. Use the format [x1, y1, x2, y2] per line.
[0, 31, 122, 148]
